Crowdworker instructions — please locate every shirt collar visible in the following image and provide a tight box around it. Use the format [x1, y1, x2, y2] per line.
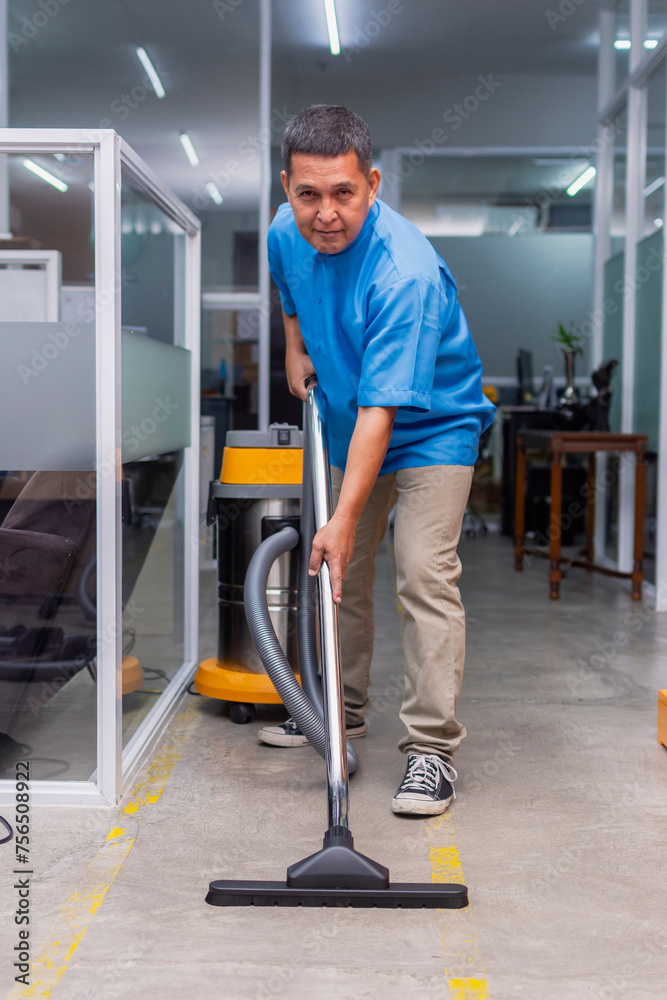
[315, 200, 380, 260]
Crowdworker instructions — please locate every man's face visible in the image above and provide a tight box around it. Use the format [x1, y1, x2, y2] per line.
[281, 151, 381, 255]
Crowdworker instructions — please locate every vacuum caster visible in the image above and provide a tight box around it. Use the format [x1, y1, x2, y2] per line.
[228, 702, 256, 725]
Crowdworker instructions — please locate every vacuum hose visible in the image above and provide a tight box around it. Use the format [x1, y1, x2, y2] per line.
[243, 419, 358, 773]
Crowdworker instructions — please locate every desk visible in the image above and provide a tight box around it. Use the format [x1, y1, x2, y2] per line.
[514, 430, 648, 600]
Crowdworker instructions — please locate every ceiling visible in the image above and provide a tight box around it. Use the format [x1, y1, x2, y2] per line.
[6, 0, 604, 215]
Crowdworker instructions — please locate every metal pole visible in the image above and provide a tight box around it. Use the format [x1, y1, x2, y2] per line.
[306, 388, 349, 830]
[0, 0, 10, 236]
[258, 0, 271, 431]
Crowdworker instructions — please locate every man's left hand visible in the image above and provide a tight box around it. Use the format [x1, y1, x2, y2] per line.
[308, 513, 357, 604]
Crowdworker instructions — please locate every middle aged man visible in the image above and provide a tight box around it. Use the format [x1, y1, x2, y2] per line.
[259, 105, 495, 816]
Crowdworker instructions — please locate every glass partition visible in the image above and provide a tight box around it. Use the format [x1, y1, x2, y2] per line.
[119, 163, 194, 749]
[0, 131, 200, 805]
[632, 63, 667, 586]
[0, 153, 97, 782]
[643, 59, 667, 238]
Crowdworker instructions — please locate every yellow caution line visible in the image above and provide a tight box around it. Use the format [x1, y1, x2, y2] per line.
[6, 699, 202, 1000]
[426, 806, 490, 998]
[387, 527, 490, 996]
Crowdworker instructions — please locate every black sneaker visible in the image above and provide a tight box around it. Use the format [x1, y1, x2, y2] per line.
[258, 717, 366, 747]
[391, 753, 458, 815]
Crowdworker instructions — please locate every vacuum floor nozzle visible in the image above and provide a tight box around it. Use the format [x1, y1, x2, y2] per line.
[206, 879, 468, 909]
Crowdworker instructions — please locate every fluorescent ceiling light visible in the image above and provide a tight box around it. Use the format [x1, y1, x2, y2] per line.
[324, 0, 340, 55]
[567, 165, 596, 196]
[23, 158, 68, 192]
[179, 132, 199, 166]
[205, 181, 223, 205]
[614, 38, 659, 49]
[136, 46, 165, 98]
[643, 176, 665, 197]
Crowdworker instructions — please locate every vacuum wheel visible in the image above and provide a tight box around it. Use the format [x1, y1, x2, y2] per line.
[228, 702, 256, 725]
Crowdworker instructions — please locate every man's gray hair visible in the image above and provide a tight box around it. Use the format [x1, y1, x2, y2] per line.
[281, 105, 372, 179]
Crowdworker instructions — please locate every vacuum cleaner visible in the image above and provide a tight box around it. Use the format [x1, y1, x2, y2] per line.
[205, 384, 468, 909]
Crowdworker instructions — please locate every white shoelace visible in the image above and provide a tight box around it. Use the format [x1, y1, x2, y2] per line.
[400, 754, 458, 799]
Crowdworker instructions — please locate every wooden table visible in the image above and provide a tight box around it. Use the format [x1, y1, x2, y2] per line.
[514, 430, 648, 600]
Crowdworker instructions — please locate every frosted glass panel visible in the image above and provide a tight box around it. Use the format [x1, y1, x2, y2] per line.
[634, 230, 663, 449]
[0, 321, 95, 470]
[121, 331, 191, 462]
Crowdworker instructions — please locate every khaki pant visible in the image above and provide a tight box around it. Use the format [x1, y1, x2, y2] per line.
[331, 464, 474, 764]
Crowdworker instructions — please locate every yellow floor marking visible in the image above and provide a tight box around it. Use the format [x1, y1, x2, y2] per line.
[6, 699, 202, 1000]
[387, 537, 491, 995]
[447, 979, 489, 1000]
[426, 805, 490, 998]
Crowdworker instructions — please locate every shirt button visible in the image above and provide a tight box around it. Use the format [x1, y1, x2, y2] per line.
[315, 296, 321, 303]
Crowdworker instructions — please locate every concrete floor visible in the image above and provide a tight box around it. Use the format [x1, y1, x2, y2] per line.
[2, 532, 667, 999]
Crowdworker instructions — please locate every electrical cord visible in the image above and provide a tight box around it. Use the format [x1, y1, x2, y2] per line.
[123, 629, 136, 656]
[0, 815, 12, 844]
[142, 668, 169, 682]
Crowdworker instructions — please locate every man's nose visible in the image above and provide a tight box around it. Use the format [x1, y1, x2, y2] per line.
[317, 197, 337, 222]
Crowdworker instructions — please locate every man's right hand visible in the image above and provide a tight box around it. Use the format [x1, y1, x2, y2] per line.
[285, 346, 317, 401]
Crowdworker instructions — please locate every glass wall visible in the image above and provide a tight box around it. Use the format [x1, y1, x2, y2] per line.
[631, 61, 667, 583]
[0, 132, 200, 804]
[602, 104, 630, 562]
[119, 165, 194, 751]
[0, 152, 97, 782]
[597, 0, 667, 606]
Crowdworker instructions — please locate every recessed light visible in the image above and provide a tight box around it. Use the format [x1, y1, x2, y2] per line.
[23, 159, 68, 192]
[567, 166, 596, 197]
[136, 47, 165, 98]
[205, 182, 223, 205]
[324, 0, 340, 55]
[179, 132, 199, 167]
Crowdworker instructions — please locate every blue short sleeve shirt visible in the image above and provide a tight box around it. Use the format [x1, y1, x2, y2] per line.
[268, 198, 495, 473]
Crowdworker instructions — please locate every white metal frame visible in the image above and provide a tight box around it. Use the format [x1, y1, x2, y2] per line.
[0, 129, 201, 804]
[595, 0, 667, 605]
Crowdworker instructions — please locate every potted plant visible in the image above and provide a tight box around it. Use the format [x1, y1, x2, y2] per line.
[553, 321, 584, 407]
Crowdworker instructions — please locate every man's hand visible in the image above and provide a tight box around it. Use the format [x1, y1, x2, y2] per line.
[308, 513, 356, 603]
[285, 345, 317, 402]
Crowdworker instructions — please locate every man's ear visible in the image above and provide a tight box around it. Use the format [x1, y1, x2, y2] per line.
[368, 167, 381, 205]
[281, 169, 290, 201]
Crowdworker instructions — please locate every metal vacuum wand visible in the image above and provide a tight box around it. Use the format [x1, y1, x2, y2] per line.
[305, 386, 349, 833]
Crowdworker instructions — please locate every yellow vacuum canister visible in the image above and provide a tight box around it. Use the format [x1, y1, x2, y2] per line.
[194, 424, 302, 723]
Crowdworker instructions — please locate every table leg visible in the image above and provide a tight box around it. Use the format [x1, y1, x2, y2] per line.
[514, 438, 526, 571]
[586, 452, 596, 563]
[550, 453, 563, 599]
[632, 451, 646, 601]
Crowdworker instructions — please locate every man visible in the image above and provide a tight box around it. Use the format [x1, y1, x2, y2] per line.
[260, 105, 495, 816]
